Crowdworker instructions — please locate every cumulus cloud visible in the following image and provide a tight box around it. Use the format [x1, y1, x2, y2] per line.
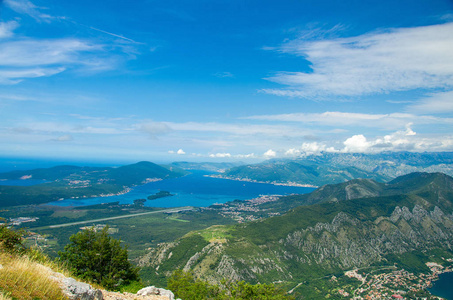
[281, 124, 453, 155]
[342, 135, 371, 153]
[263, 149, 277, 158]
[209, 152, 232, 158]
[286, 142, 338, 157]
[263, 22, 453, 98]
[168, 149, 186, 155]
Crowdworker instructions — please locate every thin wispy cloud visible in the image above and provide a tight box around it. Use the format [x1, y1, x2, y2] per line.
[263, 22, 453, 98]
[245, 111, 453, 130]
[406, 91, 453, 114]
[4, 0, 55, 22]
[0, 37, 135, 83]
[214, 72, 234, 78]
[0, 67, 65, 84]
[0, 21, 19, 38]
[89, 26, 140, 44]
[51, 134, 73, 142]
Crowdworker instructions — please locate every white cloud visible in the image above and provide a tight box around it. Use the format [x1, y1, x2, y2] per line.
[407, 90, 453, 114]
[51, 134, 73, 142]
[0, 21, 19, 39]
[264, 22, 453, 98]
[209, 152, 232, 158]
[280, 124, 453, 155]
[177, 149, 186, 155]
[286, 142, 338, 157]
[5, 0, 54, 22]
[168, 121, 311, 137]
[0, 39, 100, 67]
[0, 37, 128, 83]
[138, 121, 173, 137]
[0, 67, 65, 84]
[263, 149, 277, 158]
[214, 72, 234, 78]
[342, 135, 371, 153]
[245, 111, 453, 129]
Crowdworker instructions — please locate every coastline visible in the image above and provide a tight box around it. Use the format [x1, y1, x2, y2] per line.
[204, 174, 318, 188]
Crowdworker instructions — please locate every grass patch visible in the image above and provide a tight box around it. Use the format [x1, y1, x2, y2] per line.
[198, 225, 233, 243]
[166, 216, 190, 223]
[0, 252, 68, 300]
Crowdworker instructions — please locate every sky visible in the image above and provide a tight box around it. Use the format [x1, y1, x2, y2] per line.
[0, 0, 452, 164]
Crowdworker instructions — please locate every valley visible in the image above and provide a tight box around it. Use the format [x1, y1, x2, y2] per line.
[1, 156, 453, 299]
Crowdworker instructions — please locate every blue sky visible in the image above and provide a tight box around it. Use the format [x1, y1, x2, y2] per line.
[0, 0, 452, 163]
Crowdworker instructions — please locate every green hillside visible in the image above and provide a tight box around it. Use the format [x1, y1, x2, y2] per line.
[139, 172, 453, 298]
[0, 161, 187, 207]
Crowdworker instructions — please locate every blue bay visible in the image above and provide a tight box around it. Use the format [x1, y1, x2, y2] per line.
[47, 171, 315, 208]
[429, 272, 453, 300]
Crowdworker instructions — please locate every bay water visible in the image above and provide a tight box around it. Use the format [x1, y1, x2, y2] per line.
[429, 272, 453, 300]
[47, 170, 315, 208]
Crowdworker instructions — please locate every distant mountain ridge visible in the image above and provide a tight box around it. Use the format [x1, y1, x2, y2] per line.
[139, 172, 453, 298]
[0, 161, 186, 207]
[222, 152, 453, 186]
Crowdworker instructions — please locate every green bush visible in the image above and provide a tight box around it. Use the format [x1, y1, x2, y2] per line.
[0, 219, 25, 254]
[167, 270, 294, 300]
[58, 226, 139, 290]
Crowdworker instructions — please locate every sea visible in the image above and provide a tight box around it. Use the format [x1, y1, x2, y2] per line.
[0, 158, 315, 208]
[429, 272, 453, 300]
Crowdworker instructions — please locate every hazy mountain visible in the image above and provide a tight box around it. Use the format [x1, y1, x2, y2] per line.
[170, 161, 244, 172]
[222, 152, 453, 186]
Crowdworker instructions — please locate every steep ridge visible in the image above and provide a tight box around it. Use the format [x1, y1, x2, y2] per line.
[139, 172, 453, 297]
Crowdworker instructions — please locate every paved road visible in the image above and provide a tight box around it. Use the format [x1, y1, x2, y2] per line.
[33, 206, 195, 229]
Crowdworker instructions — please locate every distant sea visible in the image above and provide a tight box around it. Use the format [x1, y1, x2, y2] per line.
[46, 170, 315, 208]
[0, 157, 133, 173]
[429, 272, 453, 300]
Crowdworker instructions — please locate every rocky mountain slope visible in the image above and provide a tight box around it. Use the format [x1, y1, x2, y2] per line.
[138, 172, 453, 297]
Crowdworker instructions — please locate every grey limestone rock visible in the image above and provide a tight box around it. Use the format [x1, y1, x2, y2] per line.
[137, 286, 175, 300]
[61, 277, 103, 300]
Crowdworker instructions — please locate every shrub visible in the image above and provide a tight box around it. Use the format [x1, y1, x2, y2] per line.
[0, 219, 25, 254]
[58, 226, 139, 290]
[167, 270, 294, 300]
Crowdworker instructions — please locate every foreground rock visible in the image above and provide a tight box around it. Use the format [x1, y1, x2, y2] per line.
[47, 266, 172, 300]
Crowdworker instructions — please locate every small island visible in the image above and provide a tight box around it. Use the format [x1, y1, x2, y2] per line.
[147, 190, 174, 200]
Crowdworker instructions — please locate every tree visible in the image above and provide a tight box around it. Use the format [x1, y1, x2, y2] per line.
[0, 218, 25, 254]
[58, 226, 139, 290]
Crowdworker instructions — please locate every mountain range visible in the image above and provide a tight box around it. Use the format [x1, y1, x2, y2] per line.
[222, 152, 453, 186]
[138, 172, 453, 298]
